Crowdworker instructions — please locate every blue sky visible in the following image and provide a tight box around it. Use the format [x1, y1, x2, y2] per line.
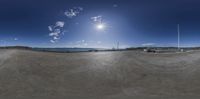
[1, 0, 200, 48]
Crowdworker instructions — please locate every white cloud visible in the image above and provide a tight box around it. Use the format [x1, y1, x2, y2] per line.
[48, 7, 83, 43]
[55, 21, 65, 28]
[49, 32, 59, 36]
[91, 16, 102, 23]
[48, 28, 63, 43]
[48, 26, 53, 31]
[53, 36, 60, 40]
[49, 29, 61, 43]
[48, 21, 64, 42]
[82, 40, 85, 43]
[67, 40, 105, 48]
[142, 43, 156, 46]
[64, 9, 77, 18]
[50, 40, 56, 43]
[64, 7, 83, 18]
[14, 38, 18, 41]
[48, 21, 65, 43]
[113, 4, 118, 8]
[54, 29, 61, 34]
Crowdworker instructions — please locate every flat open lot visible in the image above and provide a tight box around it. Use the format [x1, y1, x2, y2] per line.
[1, 49, 200, 99]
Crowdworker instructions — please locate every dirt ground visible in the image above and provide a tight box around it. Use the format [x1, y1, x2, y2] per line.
[1, 49, 200, 99]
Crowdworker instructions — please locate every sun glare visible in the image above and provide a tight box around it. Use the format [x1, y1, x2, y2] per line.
[96, 24, 105, 30]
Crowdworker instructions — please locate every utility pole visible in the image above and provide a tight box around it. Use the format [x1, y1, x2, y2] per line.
[117, 42, 119, 50]
[177, 24, 180, 50]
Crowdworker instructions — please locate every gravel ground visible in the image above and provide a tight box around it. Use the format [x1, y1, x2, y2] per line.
[0, 49, 200, 99]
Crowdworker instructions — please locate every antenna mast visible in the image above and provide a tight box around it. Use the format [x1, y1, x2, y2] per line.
[177, 24, 180, 50]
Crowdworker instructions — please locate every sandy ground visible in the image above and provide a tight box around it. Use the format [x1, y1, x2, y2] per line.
[1, 49, 200, 99]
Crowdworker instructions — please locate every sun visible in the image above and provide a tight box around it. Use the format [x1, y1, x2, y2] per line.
[96, 23, 105, 30]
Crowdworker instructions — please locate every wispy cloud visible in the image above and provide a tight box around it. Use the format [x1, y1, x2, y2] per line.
[53, 36, 60, 40]
[48, 21, 65, 43]
[49, 29, 61, 37]
[55, 21, 65, 27]
[48, 21, 65, 31]
[142, 43, 155, 46]
[49, 32, 59, 36]
[67, 40, 103, 48]
[113, 4, 118, 8]
[91, 15, 102, 23]
[64, 7, 83, 18]
[48, 7, 83, 43]
[14, 38, 18, 41]
[50, 40, 56, 43]
[91, 15, 110, 32]
[48, 26, 53, 31]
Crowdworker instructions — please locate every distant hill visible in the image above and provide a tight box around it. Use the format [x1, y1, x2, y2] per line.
[126, 47, 200, 50]
[0, 46, 32, 50]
